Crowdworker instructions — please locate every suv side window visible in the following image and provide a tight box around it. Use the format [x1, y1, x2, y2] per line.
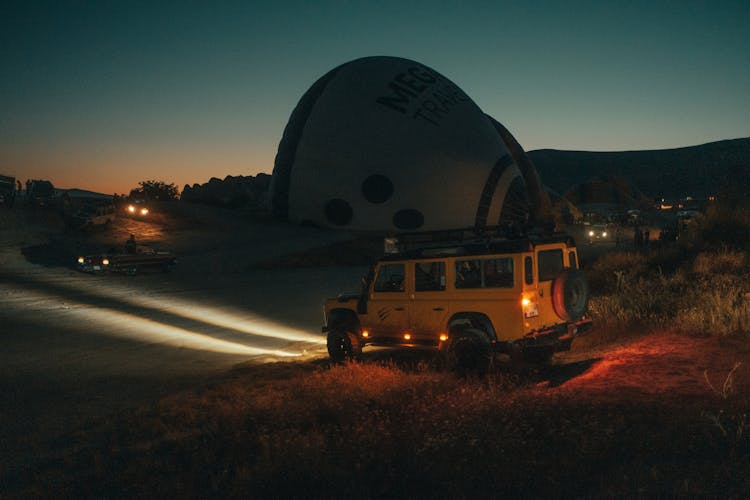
[538, 249, 564, 282]
[374, 264, 405, 292]
[482, 257, 514, 288]
[455, 260, 481, 288]
[456, 258, 514, 289]
[415, 262, 445, 291]
[524, 256, 534, 284]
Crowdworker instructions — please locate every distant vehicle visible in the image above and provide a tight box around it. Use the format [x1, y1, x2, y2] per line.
[76, 246, 176, 275]
[29, 180, 56, 207]
[0, 174, 16, 207]
[587, 225, 609, 244]
[677, 210, 701, 230]
[677, 209, 701, 219]
[125, 198, 150, 217]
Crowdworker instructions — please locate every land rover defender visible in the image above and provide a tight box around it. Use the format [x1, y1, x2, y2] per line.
[323, 232, 591, 371]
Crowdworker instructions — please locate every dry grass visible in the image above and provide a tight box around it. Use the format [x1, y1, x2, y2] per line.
[6, 205, 750, 498]
[8, 357, 749, 498]
[587, 246, 750, 338]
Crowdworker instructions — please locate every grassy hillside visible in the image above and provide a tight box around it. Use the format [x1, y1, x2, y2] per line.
[528, 137, 750, 198]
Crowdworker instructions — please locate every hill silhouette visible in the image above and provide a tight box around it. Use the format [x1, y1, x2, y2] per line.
[528, 137, 750, 199]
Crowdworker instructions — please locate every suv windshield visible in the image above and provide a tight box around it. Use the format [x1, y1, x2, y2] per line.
[373, 264, 405, 292]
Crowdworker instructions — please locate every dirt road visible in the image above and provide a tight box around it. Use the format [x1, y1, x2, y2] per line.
[0, 202, 363, 474]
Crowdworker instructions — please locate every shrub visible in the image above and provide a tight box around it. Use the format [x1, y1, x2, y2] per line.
[586, 251, 649, 295]
[674, 273, 750, 336]
[693, 248, 746, 275]
[587, 247, 750, 338]
[682, 204, 750, 251]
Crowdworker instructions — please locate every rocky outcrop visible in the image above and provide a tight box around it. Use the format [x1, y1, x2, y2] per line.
[181, 174, 271, 209]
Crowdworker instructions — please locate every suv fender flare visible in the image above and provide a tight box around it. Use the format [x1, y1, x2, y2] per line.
[327, 308, 360, 332]
[551, 269, 589, 321]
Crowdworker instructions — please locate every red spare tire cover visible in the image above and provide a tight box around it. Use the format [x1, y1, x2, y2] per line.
[551, 269, 589, 321]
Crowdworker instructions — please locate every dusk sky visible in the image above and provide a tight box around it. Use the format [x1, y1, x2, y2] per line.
[2, 0, 748, 195]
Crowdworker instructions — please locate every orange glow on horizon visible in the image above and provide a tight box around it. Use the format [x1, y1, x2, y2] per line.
[3, 146, 272, 196]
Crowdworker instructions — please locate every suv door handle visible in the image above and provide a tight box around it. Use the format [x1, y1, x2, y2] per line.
[432, 307, 445, 311]
[394, 307, 405, 311]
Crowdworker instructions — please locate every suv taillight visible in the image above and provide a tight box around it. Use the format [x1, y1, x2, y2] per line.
[522, 294, 539, 318]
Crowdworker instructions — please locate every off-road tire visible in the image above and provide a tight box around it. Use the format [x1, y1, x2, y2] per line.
[551, 269, 589, 321]
[446, 328, 492, 375]
[327, 329, 361, 364]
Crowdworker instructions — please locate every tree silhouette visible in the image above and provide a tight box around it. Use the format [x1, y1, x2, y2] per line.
[129, 180, 179, 201]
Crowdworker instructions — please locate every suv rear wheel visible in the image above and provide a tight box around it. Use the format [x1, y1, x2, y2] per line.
[446, 328, 492, 375]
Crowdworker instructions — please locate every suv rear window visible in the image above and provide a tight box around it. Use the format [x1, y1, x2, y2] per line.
[538, 249, 563, 282]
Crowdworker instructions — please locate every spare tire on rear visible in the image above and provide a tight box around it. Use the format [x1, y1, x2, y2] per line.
[551, 269, 589, 321]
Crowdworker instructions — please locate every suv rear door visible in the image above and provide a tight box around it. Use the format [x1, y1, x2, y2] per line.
[535, 246, 567, 326]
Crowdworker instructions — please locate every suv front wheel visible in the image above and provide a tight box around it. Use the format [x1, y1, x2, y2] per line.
[327, 329, 362, 364]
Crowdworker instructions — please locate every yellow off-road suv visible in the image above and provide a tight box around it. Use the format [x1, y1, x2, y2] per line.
[323, 233, 591, 371]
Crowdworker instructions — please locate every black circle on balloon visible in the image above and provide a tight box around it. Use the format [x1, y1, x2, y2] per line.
[361, 174, 394, 204]
[325, 199, 353, 226]
[393, 209, 424, 230]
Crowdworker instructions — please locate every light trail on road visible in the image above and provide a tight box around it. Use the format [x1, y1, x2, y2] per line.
[1, 280, 305, 357]
[4, 270, 327, 346]
[116, 296, 327, 345]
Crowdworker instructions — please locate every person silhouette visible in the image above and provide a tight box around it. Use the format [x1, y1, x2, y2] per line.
[125, 234, 137, 254]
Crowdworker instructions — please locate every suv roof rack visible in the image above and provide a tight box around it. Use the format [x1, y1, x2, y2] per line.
[382, 225, 574, 260]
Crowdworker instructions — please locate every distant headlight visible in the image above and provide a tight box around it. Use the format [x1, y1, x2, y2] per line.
[140, 208, 149, 215]
[589, 230, 594, 236]
[602, 232, 607, 237]
[128, 205, 135, 213]
[102, 258, 110, 266]
[77, 256, 84, 264]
